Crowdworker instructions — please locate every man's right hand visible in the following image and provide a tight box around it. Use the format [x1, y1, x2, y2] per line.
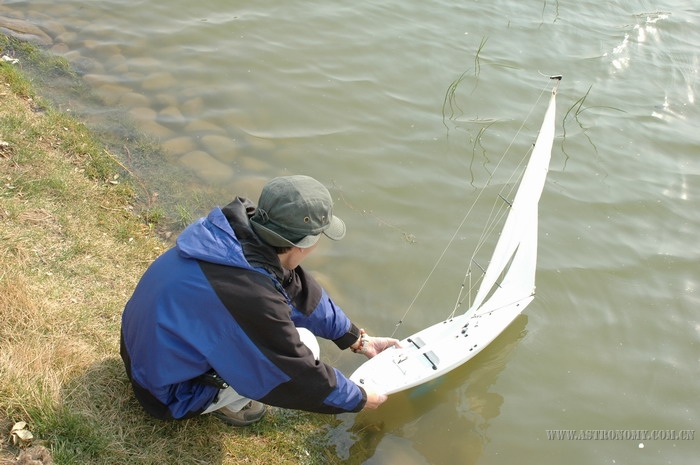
[363, 388, 388, 409]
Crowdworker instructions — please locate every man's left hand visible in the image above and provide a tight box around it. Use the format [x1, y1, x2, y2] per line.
[363, 336, 401, 358]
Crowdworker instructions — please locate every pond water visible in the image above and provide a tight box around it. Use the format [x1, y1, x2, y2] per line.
[2, 0, 698, 463]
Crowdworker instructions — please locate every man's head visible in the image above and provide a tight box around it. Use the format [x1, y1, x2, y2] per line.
[250, 175, 345, 248]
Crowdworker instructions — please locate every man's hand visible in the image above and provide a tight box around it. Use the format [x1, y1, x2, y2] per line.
[362, 335, 401, 359]
[363, 388, 388, 409]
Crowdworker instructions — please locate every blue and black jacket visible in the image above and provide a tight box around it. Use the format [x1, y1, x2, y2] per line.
[120, 197, 366, 419]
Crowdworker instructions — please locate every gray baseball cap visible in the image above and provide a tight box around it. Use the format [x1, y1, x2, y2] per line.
[249, 175, 346, 248]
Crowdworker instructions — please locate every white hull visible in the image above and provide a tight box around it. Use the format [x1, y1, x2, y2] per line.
[350, 294, 533, 395]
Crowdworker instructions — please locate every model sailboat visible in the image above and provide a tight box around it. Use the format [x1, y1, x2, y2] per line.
[350, 82, 559, 395]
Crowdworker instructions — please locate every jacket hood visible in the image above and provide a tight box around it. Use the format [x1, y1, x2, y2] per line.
[176, 197, 283, 279]
[176, 204, 248, 268]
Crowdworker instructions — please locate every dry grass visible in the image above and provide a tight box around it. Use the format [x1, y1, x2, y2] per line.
[0, 41, 339, 465]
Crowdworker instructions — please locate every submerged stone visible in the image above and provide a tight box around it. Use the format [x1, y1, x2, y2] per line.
[180, 150, 235, 183]
[0, 16, 53, 46]
[184, 119, 225, 134]
[119, 91, 151, 108]
[158, 106, 186, 128]
[161, 136, 197, 158]
[201, 134, 237, 163]
[141, 71, 177, 91]
[93, 83, 132, 106]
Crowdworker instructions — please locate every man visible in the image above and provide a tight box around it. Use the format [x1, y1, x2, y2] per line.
[120, 175, 398, 426]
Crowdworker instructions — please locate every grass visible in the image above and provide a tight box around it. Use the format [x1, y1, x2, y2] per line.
[0, 38, 342, 465]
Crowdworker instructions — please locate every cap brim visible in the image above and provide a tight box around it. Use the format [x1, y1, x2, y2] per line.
[250, 220, 299, 248]
[323, 215, 346, 241]
[250, 214, 345, 249]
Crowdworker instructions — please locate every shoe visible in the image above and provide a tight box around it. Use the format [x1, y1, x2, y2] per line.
[212, 401, 266, 426]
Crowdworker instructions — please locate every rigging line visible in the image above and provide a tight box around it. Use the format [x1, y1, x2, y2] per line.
[392, 79, 555, 338]
[457, 141, 532, 291]
[448, 193, 514, 319]
[450, 77, 562, 320]
[461, 81, 549, 263]
[453, 77, 561, 318]
[449, 192, 517, 318]
[448, 84, 549, 319]
[470, 293, 535, 318]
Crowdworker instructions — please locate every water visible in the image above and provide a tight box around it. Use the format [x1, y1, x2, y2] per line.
[2, 0, 698, 463]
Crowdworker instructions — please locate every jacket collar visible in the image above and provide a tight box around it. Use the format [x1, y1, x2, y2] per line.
[221, 197, 285, 282]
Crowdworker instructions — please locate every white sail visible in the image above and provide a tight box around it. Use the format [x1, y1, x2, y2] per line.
[349, 84, 558, 395]
[469, 89, 557, 314]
